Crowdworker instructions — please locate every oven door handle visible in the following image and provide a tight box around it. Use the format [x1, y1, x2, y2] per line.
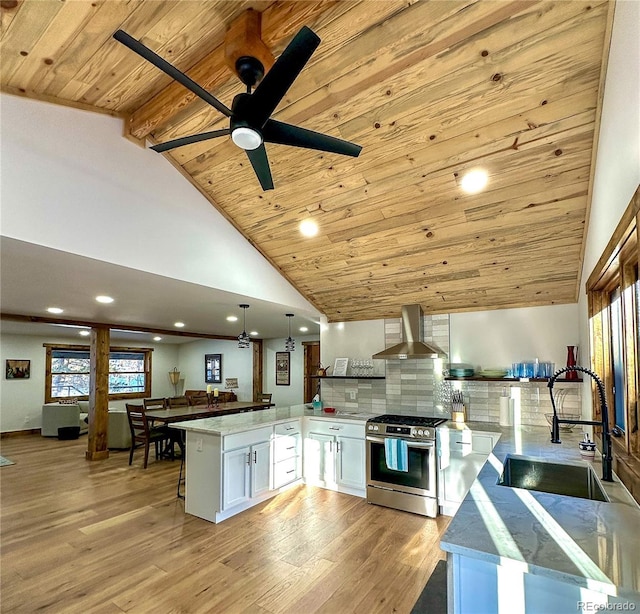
[366, 435, 434, 449]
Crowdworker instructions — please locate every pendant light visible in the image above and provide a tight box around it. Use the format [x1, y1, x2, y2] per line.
[237, 304, 251, 348]
[284, 313, 295, 351]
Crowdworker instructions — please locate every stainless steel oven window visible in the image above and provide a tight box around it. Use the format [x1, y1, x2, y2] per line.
[367, 437, 436, 497]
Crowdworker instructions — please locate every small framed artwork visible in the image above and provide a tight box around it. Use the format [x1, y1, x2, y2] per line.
[6, 359, 30, 379]
[276, 351, 290, 386]
[205, 354, 222, 384]
[333, 357, 349, 377]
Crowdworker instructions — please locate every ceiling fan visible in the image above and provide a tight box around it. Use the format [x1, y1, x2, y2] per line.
[113, 25, 362, 191]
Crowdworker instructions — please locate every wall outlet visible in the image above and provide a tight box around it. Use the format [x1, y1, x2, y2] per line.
[196, 438, 203, 452]
[348, 390, 357, 400]
[24, 417, 30, 426]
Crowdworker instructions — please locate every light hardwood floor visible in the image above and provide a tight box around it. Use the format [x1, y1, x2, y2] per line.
[0, 434, 449, 614]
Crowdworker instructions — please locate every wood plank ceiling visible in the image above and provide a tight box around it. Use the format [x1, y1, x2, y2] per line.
[0, 0, 613, 323]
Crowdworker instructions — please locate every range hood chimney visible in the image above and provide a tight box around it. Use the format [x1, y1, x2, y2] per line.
[372, 304, 444, 360]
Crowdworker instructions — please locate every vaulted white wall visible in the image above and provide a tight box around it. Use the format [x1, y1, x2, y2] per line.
[0, 93, 316, 313]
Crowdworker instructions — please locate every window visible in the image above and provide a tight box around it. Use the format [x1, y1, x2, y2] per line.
[44, 344, 152, 403]
[586, 186, 639, 501]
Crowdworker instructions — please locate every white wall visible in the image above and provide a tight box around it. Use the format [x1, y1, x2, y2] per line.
[0, 333, 179, 432]
[320, 318, 386, 376]
[449, 304, 580, 372]
[0, 93, 317, 314]
[176, 339, 253, 401]
[578, 0, 640, 413]
[264, 336, 320, 407]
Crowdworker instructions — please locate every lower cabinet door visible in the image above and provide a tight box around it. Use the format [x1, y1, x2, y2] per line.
[305, 432, 336, 486]
[223, 447, 251, 510]
[337, 435, 366, 490]
[251, 441, 271, 498]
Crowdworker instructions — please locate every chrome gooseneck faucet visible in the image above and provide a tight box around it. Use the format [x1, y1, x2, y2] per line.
[547, 365, 613, 482]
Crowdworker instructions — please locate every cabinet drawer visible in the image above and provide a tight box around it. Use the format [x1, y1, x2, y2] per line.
[273, 456, 301, 488]
[274, 420, 301, 437]
[223, 426, 272, 451]
[471, 432, 497, 455]
[306, 419, 365, 439]
[273, 432, 300, 462]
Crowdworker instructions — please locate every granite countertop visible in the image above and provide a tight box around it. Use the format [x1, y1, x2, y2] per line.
[170, 404, 371, 435]
[440, 422, 640, 602]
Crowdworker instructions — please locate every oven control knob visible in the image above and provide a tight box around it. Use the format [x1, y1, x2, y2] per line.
[417, 429, 424, 436]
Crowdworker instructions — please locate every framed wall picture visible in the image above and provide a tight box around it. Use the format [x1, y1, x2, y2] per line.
[204, 354, 222, 384]
[6, 359, 30, 379]
[275, 351, 290, 386]
[333, 357, 349, 377]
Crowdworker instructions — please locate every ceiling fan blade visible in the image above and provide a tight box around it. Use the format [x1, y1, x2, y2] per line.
[263, 120, 362, 157]
[246, 145, 274, 191]
[247, 26, 320, 127]
[113, 30, 232, 118]
[150, 129, 230, 153]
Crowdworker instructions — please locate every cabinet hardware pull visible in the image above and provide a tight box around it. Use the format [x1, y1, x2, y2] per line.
[285, 426, 295, 431]
[246, 453, 251, 465]
[287, 446, 295, 450]
[253, 450, 257, 463]
[336, 442, 340, 452]
[286, 469, 295, 474]
[329, 427, 340, 430]
[455, 441, 472, 445]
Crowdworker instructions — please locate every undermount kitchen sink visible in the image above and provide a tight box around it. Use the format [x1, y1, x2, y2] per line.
[497, 454, 609, 502]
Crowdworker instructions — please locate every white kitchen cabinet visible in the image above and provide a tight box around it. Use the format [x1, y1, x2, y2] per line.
[303, 419, 366, 496]
[222, 439, 271, 510]
[272, 420, 302, 489]
[438, 427, 500, 516]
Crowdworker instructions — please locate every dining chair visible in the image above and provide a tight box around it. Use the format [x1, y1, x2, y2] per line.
[168, 396, 189, 408]
[125, 403, 167, 469]
[187, 391, 208, 406]
[143, 397, 167, 411]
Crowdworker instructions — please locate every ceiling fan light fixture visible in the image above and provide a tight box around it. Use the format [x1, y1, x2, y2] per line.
[232, 126, 263, 150]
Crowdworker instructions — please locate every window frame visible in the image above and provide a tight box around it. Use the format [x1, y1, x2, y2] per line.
[586, 185, 640, 499]
[44, 343, 152, 403]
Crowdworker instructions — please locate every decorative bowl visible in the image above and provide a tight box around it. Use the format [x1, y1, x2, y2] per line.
[545, 413, 581, 431]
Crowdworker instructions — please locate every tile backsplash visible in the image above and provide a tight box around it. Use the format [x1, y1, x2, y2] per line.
[319, 313, 582, 427]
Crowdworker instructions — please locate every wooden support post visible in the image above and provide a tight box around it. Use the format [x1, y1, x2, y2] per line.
[86, 326, 110, 461]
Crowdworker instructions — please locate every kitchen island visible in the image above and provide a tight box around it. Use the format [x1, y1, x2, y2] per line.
[171, 405, 369, 523]
[440, 423, 640, 612]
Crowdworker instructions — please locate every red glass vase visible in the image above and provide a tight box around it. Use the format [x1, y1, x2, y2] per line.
[566, 345, 578, 379]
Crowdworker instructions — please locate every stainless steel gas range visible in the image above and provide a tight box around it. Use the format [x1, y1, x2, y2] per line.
[366, 414, 447, 518]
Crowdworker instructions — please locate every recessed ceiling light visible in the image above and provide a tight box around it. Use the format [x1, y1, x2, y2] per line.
[96, 295, 114, 304]
[153, 336, 162, 341]
[299, 219, 319, 237]
[174, 322, 185, 328]
[460, 169, 489, 194]
[299, 326, 308, 332]
[250, 331, 259, 336]
[79, 330, 90, 337]
[226, 315, 238, 322]
[47, 307, 64, 314]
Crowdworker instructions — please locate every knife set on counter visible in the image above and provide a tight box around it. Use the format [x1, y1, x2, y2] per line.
[451, 391, 466, 423]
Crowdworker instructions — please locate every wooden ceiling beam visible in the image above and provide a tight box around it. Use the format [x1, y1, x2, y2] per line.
[127, 1, 339, 140]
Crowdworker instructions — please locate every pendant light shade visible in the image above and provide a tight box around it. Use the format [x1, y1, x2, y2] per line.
[285, 313, 295, 351]
[238, 304, 251, 349]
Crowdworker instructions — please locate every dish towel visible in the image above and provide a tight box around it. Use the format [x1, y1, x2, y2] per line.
[384, 438, 409, 472]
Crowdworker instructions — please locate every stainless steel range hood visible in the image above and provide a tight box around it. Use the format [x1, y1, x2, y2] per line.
[372, 305, 444, 359]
